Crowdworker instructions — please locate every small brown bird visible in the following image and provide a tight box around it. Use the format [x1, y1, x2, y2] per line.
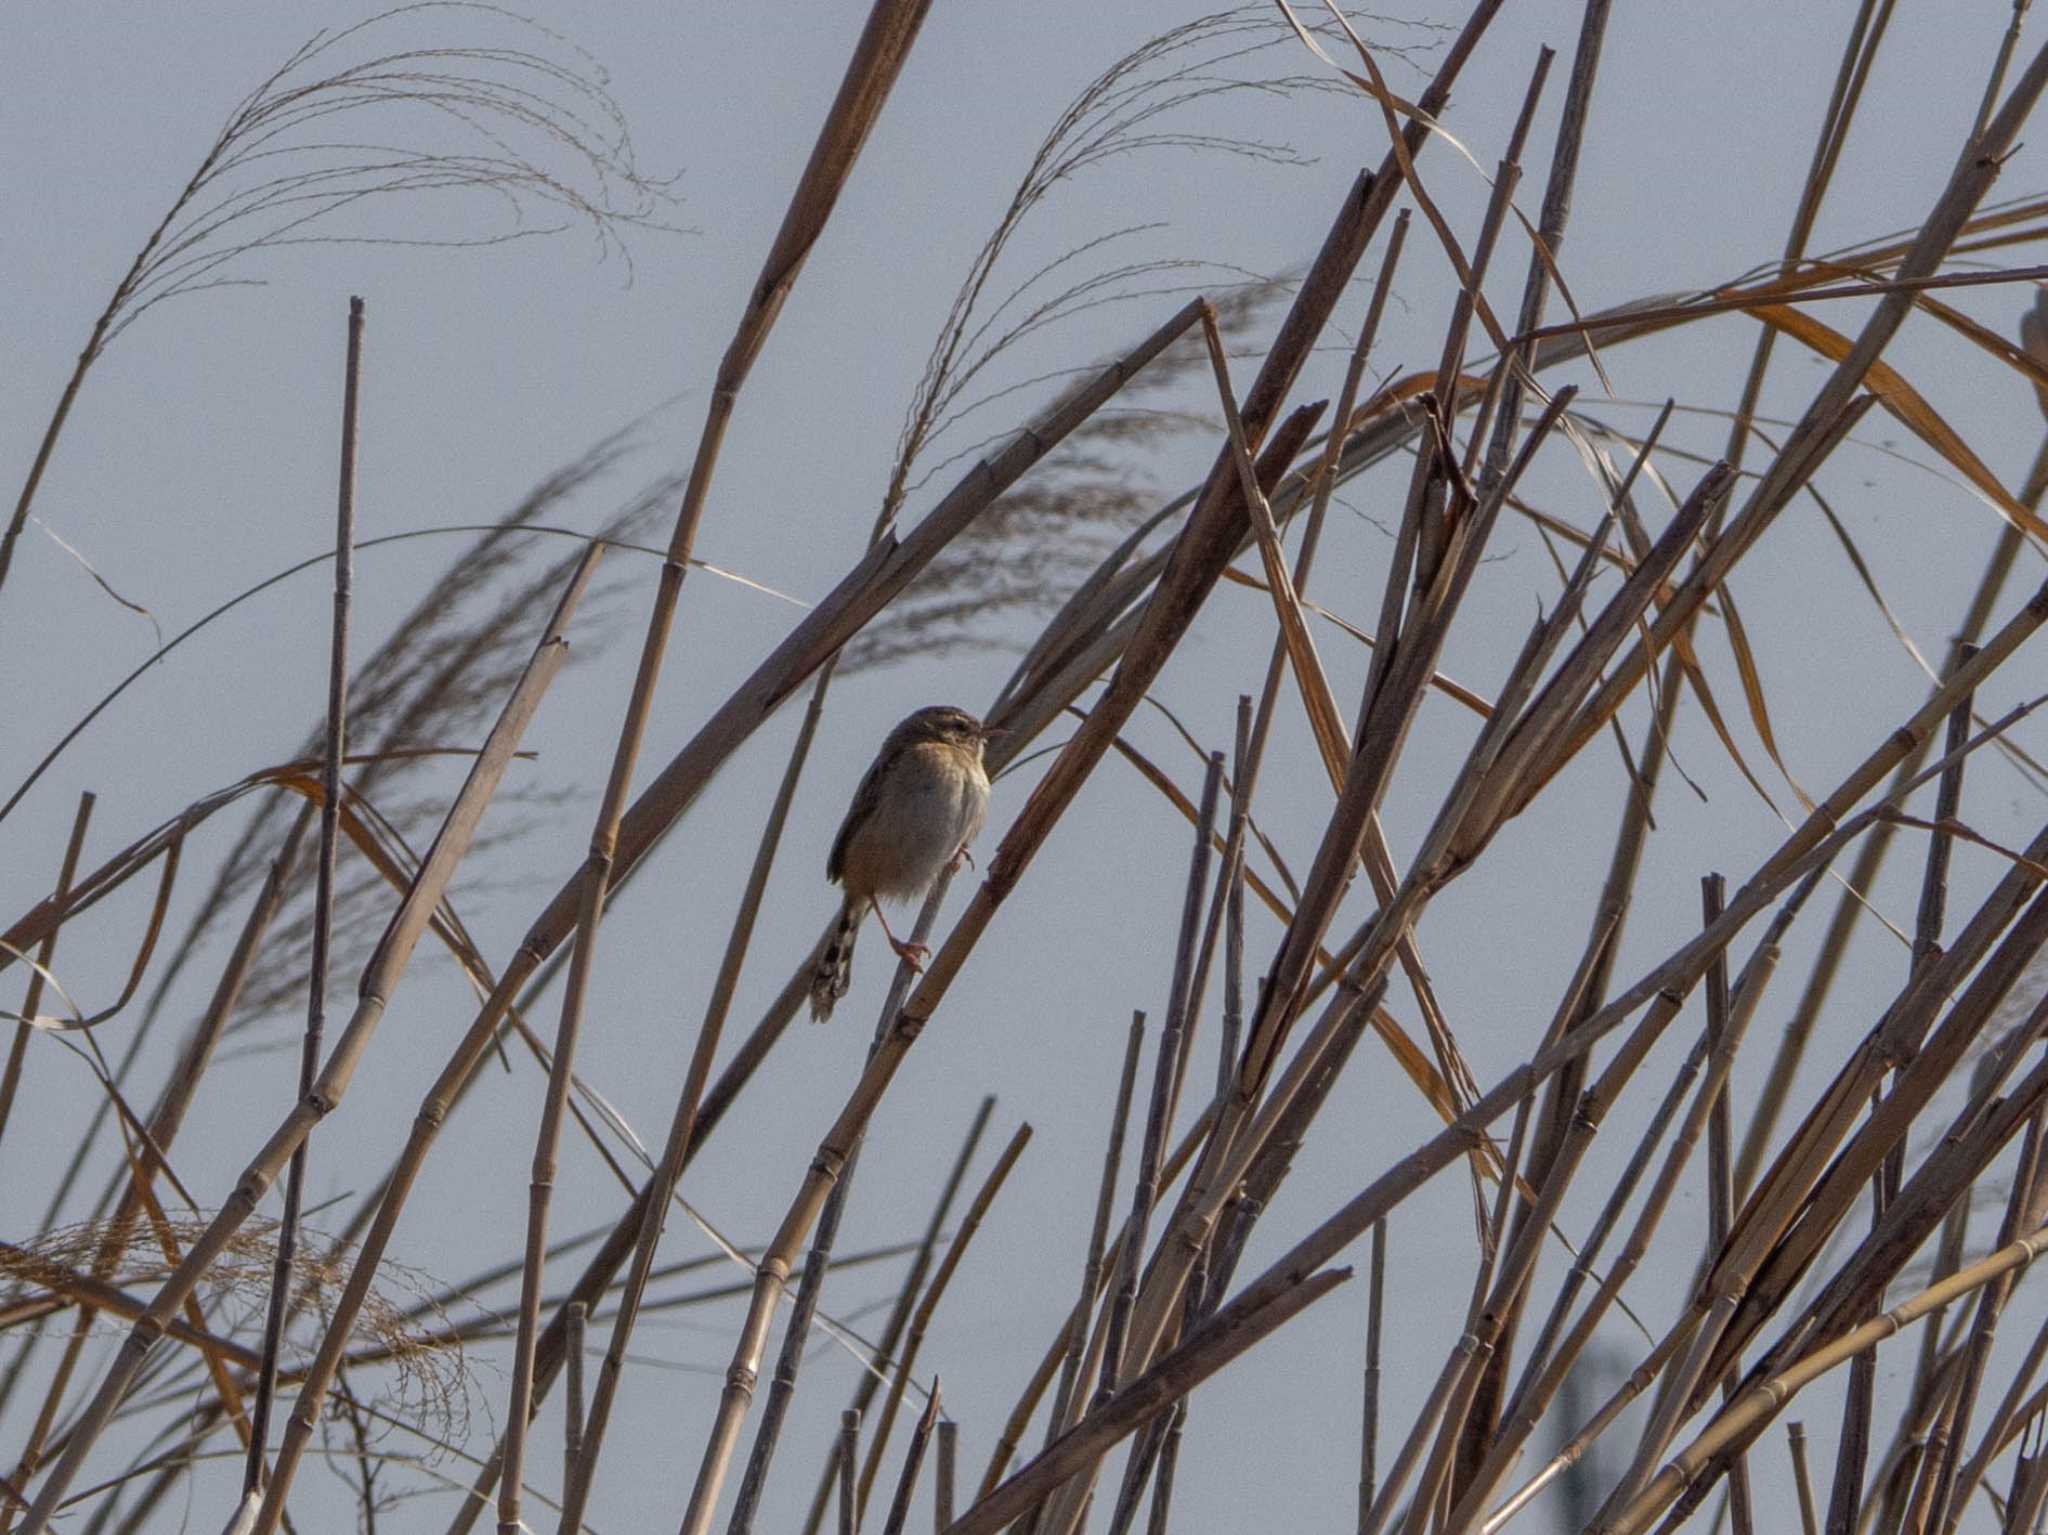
[809, 704, 994, 1022]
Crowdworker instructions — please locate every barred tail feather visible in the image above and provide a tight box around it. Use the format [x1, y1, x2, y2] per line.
[810, 898, 864, 1022]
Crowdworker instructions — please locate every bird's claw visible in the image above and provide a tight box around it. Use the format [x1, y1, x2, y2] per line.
[889, 937, 931, 971]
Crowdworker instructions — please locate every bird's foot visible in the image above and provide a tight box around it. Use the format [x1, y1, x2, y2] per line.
[887, 935, 931, 971]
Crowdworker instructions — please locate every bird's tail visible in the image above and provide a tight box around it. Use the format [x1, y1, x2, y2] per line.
[810, 896, 864, 1023]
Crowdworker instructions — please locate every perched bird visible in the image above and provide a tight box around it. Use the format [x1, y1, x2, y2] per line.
[809, 704, 994, 1022]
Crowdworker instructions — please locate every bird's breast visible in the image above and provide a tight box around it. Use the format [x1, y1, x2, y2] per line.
[841, 741, 989, 902]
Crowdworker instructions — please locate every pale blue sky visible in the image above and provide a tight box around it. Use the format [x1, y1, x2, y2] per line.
[7, 4, 2048, 1532]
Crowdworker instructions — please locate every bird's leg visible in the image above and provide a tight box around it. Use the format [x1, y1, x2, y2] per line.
[870, 902, 929, 970]
[953, 844, 976, 871]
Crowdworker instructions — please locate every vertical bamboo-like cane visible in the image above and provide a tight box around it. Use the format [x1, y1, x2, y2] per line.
[15, 543, 597, 1535]
[244, 292, 362, 1507]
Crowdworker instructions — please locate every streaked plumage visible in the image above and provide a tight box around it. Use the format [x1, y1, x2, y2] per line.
[810, 705, 992, 1022]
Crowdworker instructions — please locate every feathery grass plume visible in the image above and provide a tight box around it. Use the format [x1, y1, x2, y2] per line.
[223, 465, 677, 1040]
[18, 428, 674, 1285]
[1, 3, 681, 600]
[844, 7, 1445, 672]
[844, 282, 1287, 674]
[0, 1217, 474, 1449]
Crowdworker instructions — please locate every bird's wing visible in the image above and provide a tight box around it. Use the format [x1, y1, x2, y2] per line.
[826, 752, 890, 885]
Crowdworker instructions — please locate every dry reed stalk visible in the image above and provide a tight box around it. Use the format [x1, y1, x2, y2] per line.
[675, 367, 1327, 1535]
[1048, 1015, 1145, 1447]
[12, 548, 597, 1535]
[1721, 0, 1887, 485]
[1220, 699, 1251, 1096]
[856, 1124, 1032, 1520]
[1443, 881, 1810, 1535]
[291, 292, 1210, 1535]
[2008, 1449, 2048, 1535]
[570, 675, 844, 1535]
[1857, 660, 1981, 1535]
[1650, 1005, 2048, 1531]
[1568, 939, 1790, 1521]
[880, 1384, 940, 1535]
[1539, 32, 2048, 831]
[0, 792, 91, 1156]
[968, 1021, 1181, 1534]
[1114, 478, 1671, 1530]
[1792, 1421, 1821, 1535]
[1927, 1088, 2048, 1532]
[1180, 690, 2038, 1535]
[1482, 1325, 1690, 1534]
[839, 1412, 859, 1535]
[788, 1101, 995, 1535]
[0, 801, 308, 1504]
[562, 1300, 586, 1493]
[1472, 932, 1781, 1531]
[1633, 1004, 2048, 1527]
[1362, 56, 1574, 1510]
[1097, 759, 1223, 1399]
[1610, 1219, 2048, 1535]
[1438, 0, 1616, 1472]
[1700, 823, 2048, 1393]
[242, 293, 362, 1508]
[704, 864, 943, 1535]
[1739, 503, 2035, 1194]
[943, 1265, 1350, 1535]
[1107, 384, 1625, 1465]
[1360, 1218, 1385, 1532]
[1702, 875, 1756, 1535]
[1143, 1405, 1181, 1535]
[496, 3, 942, 1518]
[1105, 973, 1386, 1535]
[0, 791, 95, 1523]
[1200, 257, 1496, 1155]
[935, 1420, 955, 1535]
[1940, 1098, 2048, 1527]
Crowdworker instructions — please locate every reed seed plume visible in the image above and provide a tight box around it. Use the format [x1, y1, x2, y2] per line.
[0, 3, 681, 603]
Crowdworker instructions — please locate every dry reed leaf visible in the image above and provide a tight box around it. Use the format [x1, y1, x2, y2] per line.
[24, 516, 162, 644]
[1273, 0, 1511, 358]
[1713, 580, 1818, 813]
[1874, 809, 2048, 880]
[1740, 301, 2048, 546]
[0, 941, 89, 1032]
[1218, 566, 1495, 716]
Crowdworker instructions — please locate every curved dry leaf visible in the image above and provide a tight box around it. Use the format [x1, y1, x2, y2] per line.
[1875, 810, 2048, 880]
[29, 517, 163, 646]
[0, 940, 88, 1031]
[1895, 283, 2048, 405]
[1218, 565, 1494, 717]
[1714, 580, 1818, 814]
[1, 746, 514, 980]
[1669, 629, 1782, 817]
[1744, 300, 2048, 548]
